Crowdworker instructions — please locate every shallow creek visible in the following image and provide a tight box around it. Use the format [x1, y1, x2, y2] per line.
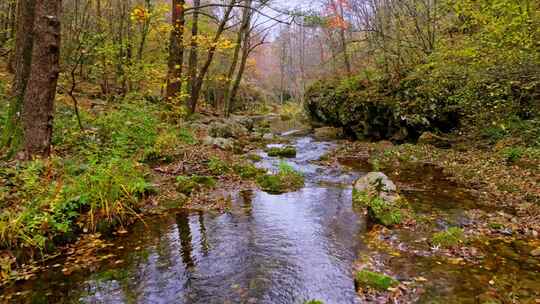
[3, 135, 540, 303]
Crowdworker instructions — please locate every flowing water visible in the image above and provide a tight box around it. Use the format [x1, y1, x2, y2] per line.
[3, 134, 540, 303]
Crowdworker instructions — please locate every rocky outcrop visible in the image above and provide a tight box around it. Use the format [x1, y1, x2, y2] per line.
[304, 78, 460, 141]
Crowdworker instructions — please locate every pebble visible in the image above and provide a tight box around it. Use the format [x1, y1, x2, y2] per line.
[530, 248, 540, 257]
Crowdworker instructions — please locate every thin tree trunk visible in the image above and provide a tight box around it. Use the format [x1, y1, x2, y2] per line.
[190, 1, 235, 111]
[187, 0, 200, 113]
[22, 0, 62, 158]
[224, 0, 252, 117]
[338, 0, 351, 75]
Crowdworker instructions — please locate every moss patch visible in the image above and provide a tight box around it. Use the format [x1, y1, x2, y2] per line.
[266, 146, 297, 158]
[355, 270, 398, 291]
[246, 154, 262, 162]
[233, 163, 266, 180]
[353, 190, 406, 226]
[431, 227, 464, 248]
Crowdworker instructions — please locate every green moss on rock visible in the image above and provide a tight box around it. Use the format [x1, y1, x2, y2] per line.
[266, 146, 297, 158]
[256, 162, 304, 194]
[233, 163, 266, 180]
[353, 189, 406, 226]
[355, 270, 398, 291]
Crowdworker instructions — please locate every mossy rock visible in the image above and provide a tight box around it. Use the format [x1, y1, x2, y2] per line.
[353, 190, 407, 226]
[246, 154, 262, 162]
[176, 175, 216, 195]
[304, 300, 324, 304]
[431, 227, 464, 248]
[354, 270, 398, 291]
[266, 146, 297, 158]
[256, 164, 304, 194]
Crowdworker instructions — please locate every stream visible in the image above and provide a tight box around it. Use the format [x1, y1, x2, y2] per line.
[4, 134, 540, 303]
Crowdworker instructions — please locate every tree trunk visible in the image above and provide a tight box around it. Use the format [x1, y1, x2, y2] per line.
[22, 0, 61, 158]
[337, 0, 351, 75]
[166, 0, 186, 100]
[1, 0, 36, 155]
[187, 0, 200, 113]
[190, 1, 235, 111]
[224, 0, 252, 117]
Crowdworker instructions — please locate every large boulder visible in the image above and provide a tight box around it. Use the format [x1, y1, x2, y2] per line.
[231, 115, 255, 131]
[352, 172, 408, 226]
[208, 121, 248, 139]
[203, 136, 234, 150]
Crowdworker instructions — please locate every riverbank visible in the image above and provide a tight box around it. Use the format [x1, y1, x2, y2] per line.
[321, 138, 540, 303]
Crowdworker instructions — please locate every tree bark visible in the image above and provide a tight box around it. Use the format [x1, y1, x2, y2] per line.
[187, 0, 200, 113]
[166, 0, 186, 100]
[22, 0, 62, 158]
[1, 0, 36, 154]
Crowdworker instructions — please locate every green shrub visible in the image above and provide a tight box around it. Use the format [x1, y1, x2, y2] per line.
[355, 270, 398, 290]
[431, 227, 464, 248]
[0, 157, 151, 250]
[256, 162, 304, 194]
[500, 147, 524, 163]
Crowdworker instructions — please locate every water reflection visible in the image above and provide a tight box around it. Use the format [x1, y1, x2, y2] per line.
[176, 211, 195, 270]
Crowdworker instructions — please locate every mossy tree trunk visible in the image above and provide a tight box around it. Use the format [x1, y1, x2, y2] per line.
[1, 0, 37, 157]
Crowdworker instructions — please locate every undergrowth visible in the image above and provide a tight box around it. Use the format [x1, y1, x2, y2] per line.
[0, 96, 196, 268]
